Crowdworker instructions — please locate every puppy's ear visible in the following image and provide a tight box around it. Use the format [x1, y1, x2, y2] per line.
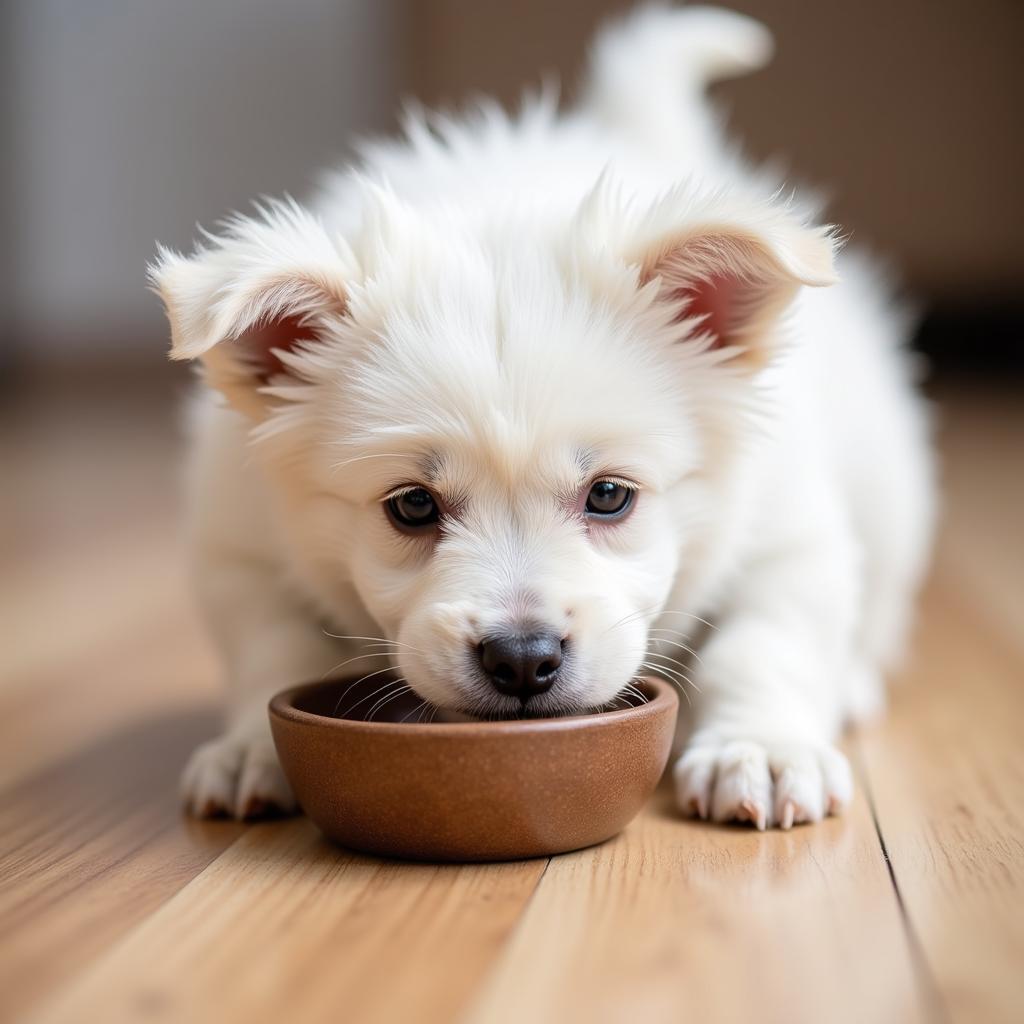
[149, 199, 355, 419]
[630, 201, 838, 368]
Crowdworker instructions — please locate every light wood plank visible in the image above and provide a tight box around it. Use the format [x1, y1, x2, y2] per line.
[857, 566, 1024, 1024]
[853, 384, 1024, 1023]
[0, 706, 245, 1022]
[28, 819, 547, 1024]
[462, 779, 923, 1024]
[0, 379, 246, 1020]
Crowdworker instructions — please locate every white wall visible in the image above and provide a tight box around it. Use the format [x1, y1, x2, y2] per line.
[5, 0, 401, 355]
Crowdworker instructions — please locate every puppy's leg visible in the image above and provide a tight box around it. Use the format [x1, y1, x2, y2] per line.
[672, 528, 859, 830]
[182, 558, 346, 820]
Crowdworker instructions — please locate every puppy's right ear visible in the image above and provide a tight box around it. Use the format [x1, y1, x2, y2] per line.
[149, 199, 357, 419]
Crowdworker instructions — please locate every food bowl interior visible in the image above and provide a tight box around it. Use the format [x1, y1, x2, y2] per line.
[291, 673, 657, 725]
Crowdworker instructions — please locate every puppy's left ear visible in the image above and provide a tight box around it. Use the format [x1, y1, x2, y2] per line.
[149, 200, 356, 419]
[630, 203, 838, 368]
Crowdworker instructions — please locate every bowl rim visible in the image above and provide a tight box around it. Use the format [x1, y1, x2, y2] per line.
[269, 674, 678, 737]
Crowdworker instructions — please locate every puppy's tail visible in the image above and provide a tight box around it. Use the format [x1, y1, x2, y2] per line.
[583, 4, 773, 142]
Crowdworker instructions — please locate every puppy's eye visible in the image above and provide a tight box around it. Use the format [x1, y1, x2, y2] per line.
[585, 479, 634, 518]
[386, 487, 441, 529]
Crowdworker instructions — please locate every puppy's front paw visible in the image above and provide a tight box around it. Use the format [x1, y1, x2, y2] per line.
[673, 738, 852, 830]
[181, 731, 296, 820]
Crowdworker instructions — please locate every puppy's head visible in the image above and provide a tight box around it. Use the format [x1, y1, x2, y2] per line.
[152, 185, 834, 717]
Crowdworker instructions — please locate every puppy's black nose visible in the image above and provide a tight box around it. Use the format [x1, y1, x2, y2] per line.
[478, 631, 563, 702]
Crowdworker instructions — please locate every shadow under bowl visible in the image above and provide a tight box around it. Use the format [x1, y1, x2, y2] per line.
[268, 674, 678, 862]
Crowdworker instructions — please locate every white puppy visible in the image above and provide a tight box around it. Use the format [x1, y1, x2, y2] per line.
[152, 5, 935, 829]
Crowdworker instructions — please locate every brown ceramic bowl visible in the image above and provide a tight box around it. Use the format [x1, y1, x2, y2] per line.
[268, 674, 677, 862]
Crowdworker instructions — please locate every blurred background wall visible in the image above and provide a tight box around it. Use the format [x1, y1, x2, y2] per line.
[1, 0, 1021, 372]
[2, 0, 401, 363]
[408, 0, 1024, 371]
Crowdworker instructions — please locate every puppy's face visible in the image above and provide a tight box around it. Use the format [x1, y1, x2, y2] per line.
[153, 189, 834, 716]
[330, 258, 697, 717]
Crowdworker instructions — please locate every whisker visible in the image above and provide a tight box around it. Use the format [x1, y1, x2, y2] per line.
[644, 643, 693, 668]
[321, 631, 425, 654]
[601, 602, 663, 637]
[604, 604, 655, 635]
[623, 682, 647, 701]
[644, 648, 691, 671]
[603, 607, 717, 648]
[357, 682, 407, 721]
[642, 657, 689, 684]
[646, 633, 704, 664]
[321, 631, 396, 643]
[641, 661, 693, 707]
[366, 682, 412, 721]
[334, 669, 403, 716]
[643, 654, 701, 693]
[651, 609, 717, 631]
[399, 698, 430, 724]
[646, 626, 691, 637]
[330, 672, 382, 717]
[320, 650, 395, 680]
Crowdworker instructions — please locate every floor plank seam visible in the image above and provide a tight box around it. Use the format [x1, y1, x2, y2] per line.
[505, 853, 551, 933]
[853, 733, 953, 1024]
[456, 854, 553, 1017]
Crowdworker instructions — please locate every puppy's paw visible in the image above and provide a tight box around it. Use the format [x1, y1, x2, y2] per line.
[181, 732, 296, 820]
[673, 738, 852, 830]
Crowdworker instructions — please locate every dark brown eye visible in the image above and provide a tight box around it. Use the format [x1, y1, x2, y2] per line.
[387, 487, 440, 529]
[585, 480, 634, 518]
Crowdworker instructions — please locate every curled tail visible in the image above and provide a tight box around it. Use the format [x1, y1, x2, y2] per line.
[583, 4, 773, 142]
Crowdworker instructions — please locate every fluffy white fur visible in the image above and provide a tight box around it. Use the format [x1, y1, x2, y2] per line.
[152, 5, 935, 828]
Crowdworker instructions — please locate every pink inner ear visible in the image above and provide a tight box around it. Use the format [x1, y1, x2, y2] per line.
[240, 314, 306, 380]
[672, 270, 743, 348]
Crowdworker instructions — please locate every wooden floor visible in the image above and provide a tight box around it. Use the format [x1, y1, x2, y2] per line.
[2, 372, 1022, 1024]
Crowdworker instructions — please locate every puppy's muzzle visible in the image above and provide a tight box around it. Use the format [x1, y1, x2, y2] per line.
[477, 630, 564, 703]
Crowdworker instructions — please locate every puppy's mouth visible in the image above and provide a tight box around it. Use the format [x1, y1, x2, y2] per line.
[449, 680, 649, 722]
[462, 699, 587, 722]
[456, 693, 647, 721]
